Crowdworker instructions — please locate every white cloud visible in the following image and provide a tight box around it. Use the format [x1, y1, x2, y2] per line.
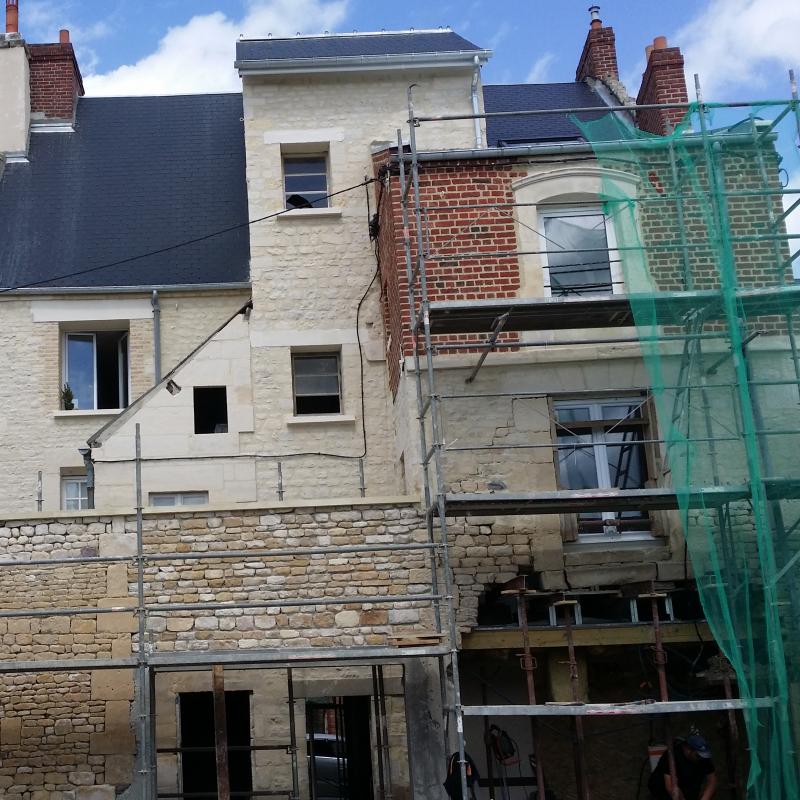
[487, 22, 512, 51]
[677, 0, 799, 98]
[23, 0, 114, 43]
[526, 53, 555, 84]
[84, 0, 348, 97]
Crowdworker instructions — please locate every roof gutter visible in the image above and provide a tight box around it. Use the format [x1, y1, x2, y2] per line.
[402, 129, 773, 163]
[0, 281, 252, 297]
[235, 49, 491, 76]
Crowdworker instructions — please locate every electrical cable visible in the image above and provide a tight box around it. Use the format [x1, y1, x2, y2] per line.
[0, 178, 376, 294]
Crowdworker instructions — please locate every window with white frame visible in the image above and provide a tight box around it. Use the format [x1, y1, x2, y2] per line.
[62, 475, 89, 511]
[62, 330, 129, 411]
[283, 155, 329, 209]
[554, 398, 651, 541]
[540, 207, 620, 297]
[291, 352, 341, 415]
[149, 492, 209, 508]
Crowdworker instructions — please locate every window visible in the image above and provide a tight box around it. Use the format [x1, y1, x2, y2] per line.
[193, 387, 228, 434]
[149, 491, 209, 507]
[540, 207, 618, 297]
[554, 398, 650, 541]
[292, 353, 341, 415]
[283, 155, 329, 209]
[62, 476, 89, 511]
[63, 331, 129, 410]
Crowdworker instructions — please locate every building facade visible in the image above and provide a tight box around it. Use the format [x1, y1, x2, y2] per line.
[1, 4, 798, 799]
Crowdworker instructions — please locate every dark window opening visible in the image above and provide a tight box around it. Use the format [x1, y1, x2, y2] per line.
[292, 353, 341, 415]
[194, 387, 228, 434]
[577, 594, 632, 625]
[306, 696, 373, 800]
[477, 585, 552, 628]
[179, 690, 253, 800]
[670, 588, 706, 621]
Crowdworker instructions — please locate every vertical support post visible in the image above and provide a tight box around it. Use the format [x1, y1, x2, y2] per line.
[407, 87, 469, 800]
[516, 592, 546, 800]
[36, 471, 43, 512]
[277, 460, 284, 501]
[721, 662, 743, 799]
[377, 666, 394, 800]
[212, 665, 231, 800]
[559, 601, 590, 800]
[287, 668, 300, 800]
[148, 667, 158, 800]
[372, 666, 387, 800]
[134, 424, 153, 799]
[650, 594, 678, 798]
[358, 457, 367, 498]
[397, 125, 448, 748]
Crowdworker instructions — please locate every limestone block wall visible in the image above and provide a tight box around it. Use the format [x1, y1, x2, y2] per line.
[0, 290, 250, 516]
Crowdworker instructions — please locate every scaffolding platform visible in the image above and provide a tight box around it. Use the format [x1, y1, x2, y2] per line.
[438, 478, 800, 517]
[424, 284, 800, 335]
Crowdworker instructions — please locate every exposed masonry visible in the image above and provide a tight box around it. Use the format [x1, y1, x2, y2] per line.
[27, 42, 84, 121]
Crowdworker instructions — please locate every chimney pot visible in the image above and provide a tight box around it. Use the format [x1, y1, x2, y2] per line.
[59, 28, 70, 44]
[589, 5, 602, 29]
[653, 35, 668, 50]
[5, 0, 19, 34]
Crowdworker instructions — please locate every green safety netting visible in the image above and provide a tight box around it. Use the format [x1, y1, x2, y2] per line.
[576, 101, 800, 799]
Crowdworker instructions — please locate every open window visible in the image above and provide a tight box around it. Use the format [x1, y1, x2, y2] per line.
[193, 387, 228, 434]
[283, 154, 329, 209]
[292, 353, 342, 415]
[62, 330, 129, 410]
[539, 206, 620, 297]
[553, 397, 652, 542]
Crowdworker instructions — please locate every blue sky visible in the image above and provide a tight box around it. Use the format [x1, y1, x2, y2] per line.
[19, 0, 799, 102]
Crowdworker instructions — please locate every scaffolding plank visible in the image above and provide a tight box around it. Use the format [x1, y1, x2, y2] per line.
[442, 479, 800, 517]
[426, 285, 800, 335]
[461, 698, 773, 717]
[462, 623, 712, 650]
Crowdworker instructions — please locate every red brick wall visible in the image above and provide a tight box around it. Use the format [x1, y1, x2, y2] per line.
[636, 47, 689, 135]
[373, 150, 525, 395]
[28, 43, 84, 120]
[576, 26, 619, 82]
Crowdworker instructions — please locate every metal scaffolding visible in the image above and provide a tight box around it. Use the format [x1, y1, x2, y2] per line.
[397, 75, 800, 800]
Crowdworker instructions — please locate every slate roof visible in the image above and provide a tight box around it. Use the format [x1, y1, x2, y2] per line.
[236, 31, 482, 62]
[0, 93, 250, 290]
[482, 82, 609, 147]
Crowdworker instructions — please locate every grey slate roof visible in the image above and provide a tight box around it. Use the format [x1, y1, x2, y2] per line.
[0, 93, 250, 290]
[236, 31, 482, 62]
[482, 82, 608, 147]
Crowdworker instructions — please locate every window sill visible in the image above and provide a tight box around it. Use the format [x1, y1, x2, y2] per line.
[277, 207, 342, 220]
[53, 409, 124, 419]
[286, 414, 356, 426]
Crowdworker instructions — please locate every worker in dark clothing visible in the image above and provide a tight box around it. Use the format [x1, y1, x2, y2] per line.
[648, 735, 718, 800]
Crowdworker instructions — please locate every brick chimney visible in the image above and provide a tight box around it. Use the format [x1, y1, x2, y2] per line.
[635, 36, 689, 135]
[576, 5, 619, 83]
[28, 28, 84, 122]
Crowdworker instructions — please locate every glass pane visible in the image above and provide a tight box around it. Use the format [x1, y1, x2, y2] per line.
[602, 402, 642, 421]
[283, 157, 326, 175]
[285, 192, 329, 209]
[557, 434, 599, 489]
[180, 493, 208, 506]
[284, 174, 328, 193]
[151, 495, 177, 507]
[294, 356, 339, 376]
[66, 334, 95, 410]
[295, 374, 340, 395]
[605, 432, 646, 490]
[554, 406, 591, 423]
[544, 214, 611, 296]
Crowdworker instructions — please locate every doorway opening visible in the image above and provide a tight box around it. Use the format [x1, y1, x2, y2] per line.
[306, 696, 374, 800]
[178, 690, 253, 799]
